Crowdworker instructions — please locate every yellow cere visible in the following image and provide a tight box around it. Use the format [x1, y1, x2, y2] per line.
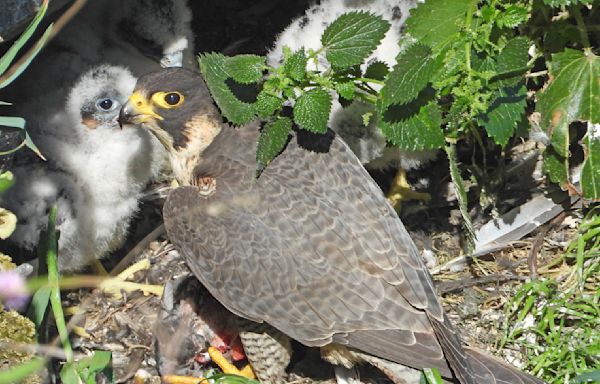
[128, 91, 164, 121]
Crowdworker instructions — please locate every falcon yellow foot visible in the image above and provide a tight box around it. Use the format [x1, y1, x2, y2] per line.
[208, 346, 256, 379]
[387, 168, 430, 212]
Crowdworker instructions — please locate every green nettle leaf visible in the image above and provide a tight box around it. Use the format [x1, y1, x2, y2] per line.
[255, 91, 282, 118]
[581, 123, 600, 199]
[405, 0, 471, 51]
[379, 101, 444, 150]
[537, 49, 600, 157]
[321, 11, 390, 69]
[283, 48, 307, 81]
[224, 55, 266, 84]
[543, 147, 569, 186]
[335, 81, 355, 100]
[478, 84, 527, 146]
[496, 4, 530, 28]
[199, 53, 257, 125]
[537, 49, 600, 166]
[495, 37, 530, 83]
[256, 117, 292, 175]
[381, 43, 441, 106]
[293, 89, 332, 133]
[364, 60, 389, 80]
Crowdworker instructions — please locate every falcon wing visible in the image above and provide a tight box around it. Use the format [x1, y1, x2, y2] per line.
[163, 126, 465, 376]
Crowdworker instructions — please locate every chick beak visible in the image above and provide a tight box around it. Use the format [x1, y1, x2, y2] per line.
[118, 91, 163, 128]
[118, 103, 133, 128]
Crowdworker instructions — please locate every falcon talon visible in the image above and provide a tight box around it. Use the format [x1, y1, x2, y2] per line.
[193, 177, 217, 197]
[207, 346, 256, 379]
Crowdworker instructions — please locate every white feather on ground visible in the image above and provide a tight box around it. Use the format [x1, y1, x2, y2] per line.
[3, 66, 166, 272]
[267, 0, 436, 171]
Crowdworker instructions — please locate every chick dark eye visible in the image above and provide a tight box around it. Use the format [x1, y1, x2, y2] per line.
[165, 92, 180, 105]
[96, 98, 114, 111]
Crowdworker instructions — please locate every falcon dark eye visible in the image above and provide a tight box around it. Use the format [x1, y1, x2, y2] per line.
[165, 92, 181, 105]
[96, 98, 115, 111]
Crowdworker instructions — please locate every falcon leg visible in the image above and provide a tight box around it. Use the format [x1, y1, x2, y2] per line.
[333, 366, 361, 384]
[207, 347, 256, 379]
[386, 168, 430, 213]
[237, 320, 292, 384]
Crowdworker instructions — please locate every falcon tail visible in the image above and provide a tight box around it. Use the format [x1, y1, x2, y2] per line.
[465, 347, 545, 384]
[428, 314, 545, 383]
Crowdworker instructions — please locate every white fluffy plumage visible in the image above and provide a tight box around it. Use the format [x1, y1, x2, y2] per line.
[268, 0, 437, 171]
[3, 65, 166, 272]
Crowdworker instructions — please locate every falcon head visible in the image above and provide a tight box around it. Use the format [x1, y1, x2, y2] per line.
[118, 68, 222, 155]
[67, 65, 136, 131]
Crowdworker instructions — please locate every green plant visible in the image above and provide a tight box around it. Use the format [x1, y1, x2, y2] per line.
[420, 368, 445, 384]
[28, 206, 114, 383]
[499, 209, 600, 383]
[199, 0, 599, 251]
[0, 0, 53, 159]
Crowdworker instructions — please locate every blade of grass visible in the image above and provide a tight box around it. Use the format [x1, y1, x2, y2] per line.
[46, 205, 73, 362]
[0, 0, 48, 76]
[0, 358, 46, 384]
[0, 23, 54, 88]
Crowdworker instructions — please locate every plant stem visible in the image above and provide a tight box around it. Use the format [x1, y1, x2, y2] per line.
[571, 6, 591, 48]
[356, 92, 377, 104]
[353, 77, 385, 86]
[46, 206, 73, 363]
[464, 0, 479, 78]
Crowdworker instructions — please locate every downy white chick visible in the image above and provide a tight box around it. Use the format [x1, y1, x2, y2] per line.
[106, 0, 195, 69]
[267, 0, 435, 174]
[3, 65, 166, 272]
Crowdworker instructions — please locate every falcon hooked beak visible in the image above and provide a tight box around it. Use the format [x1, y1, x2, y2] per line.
[118, 91, 164, 127]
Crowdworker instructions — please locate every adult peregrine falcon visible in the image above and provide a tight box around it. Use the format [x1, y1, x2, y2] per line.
[119, 68, 544, 384]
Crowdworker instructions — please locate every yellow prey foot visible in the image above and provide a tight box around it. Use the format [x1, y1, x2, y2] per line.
[387, 168, 430, 212]
[101, 258, 164, 298]
[208, 346, 256, 379]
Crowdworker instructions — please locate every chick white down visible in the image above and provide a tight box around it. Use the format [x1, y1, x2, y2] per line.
[3, 65, 166, 272]
[268, 0, 436, 170]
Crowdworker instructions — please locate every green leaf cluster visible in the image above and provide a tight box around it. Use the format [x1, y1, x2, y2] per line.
[0, 0, 53, 160]
[199, 11, 391, 174]
[199, 0, 600, 250]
